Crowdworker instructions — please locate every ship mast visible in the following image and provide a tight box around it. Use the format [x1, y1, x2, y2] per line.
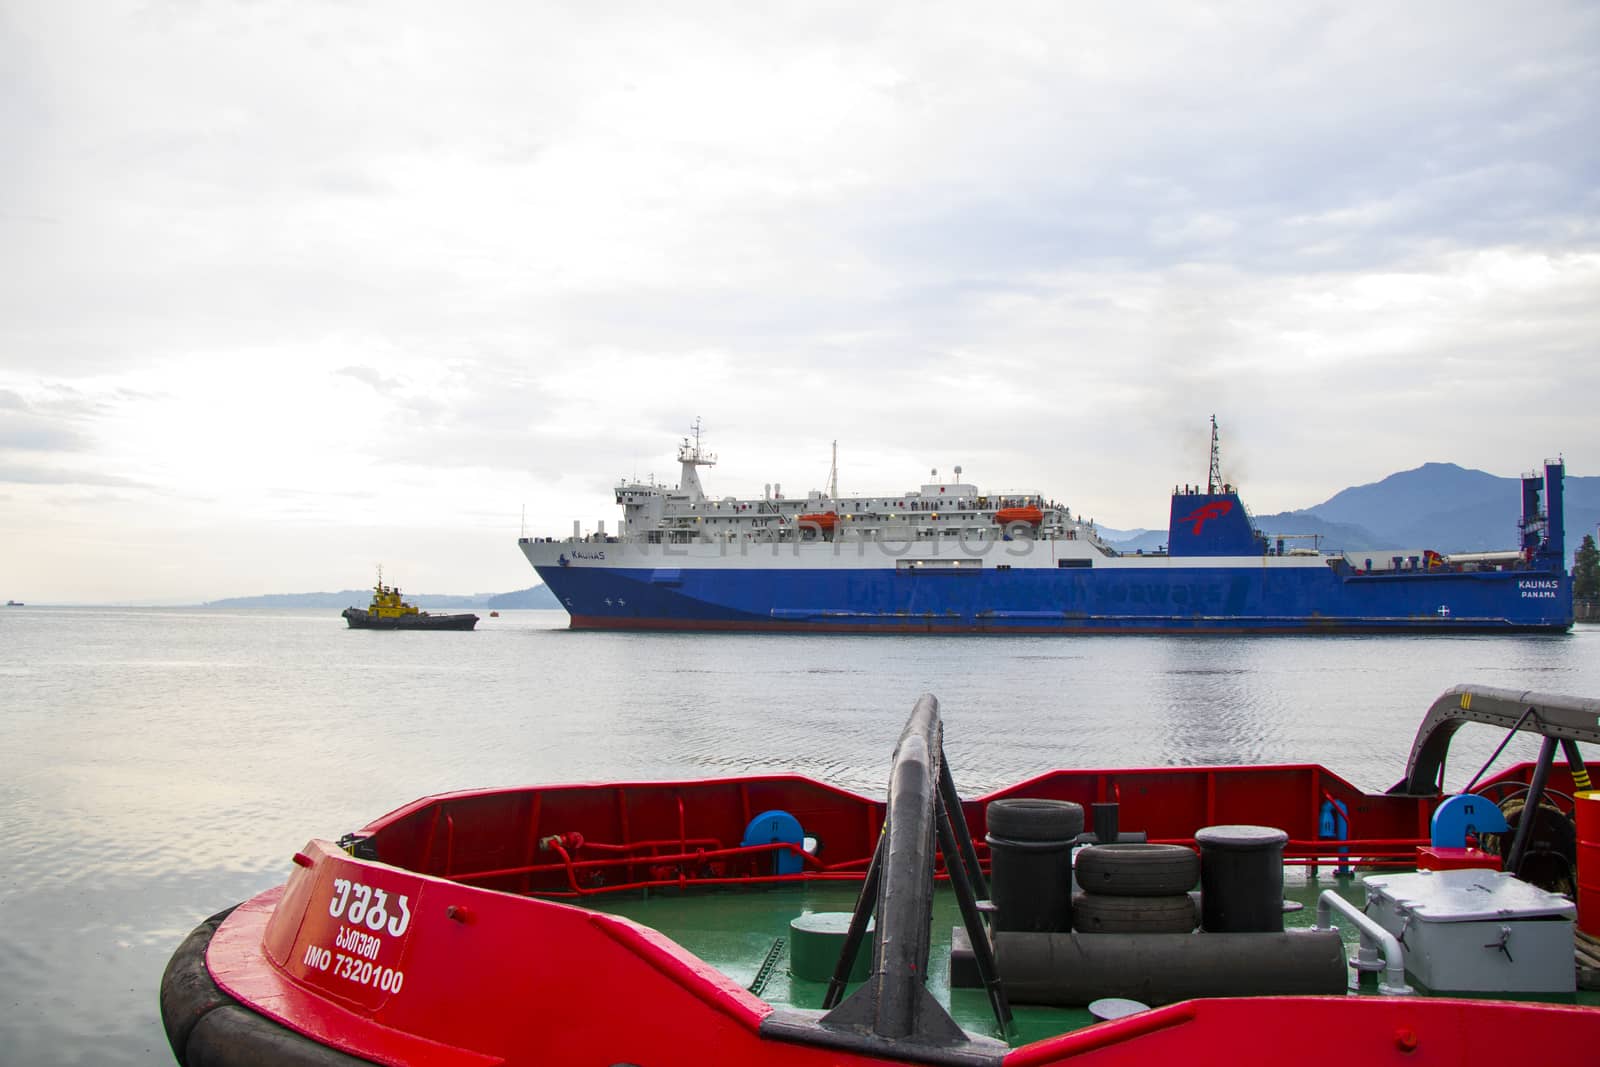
[676, 416, 717, 502]
[1207, 415, 1222, 495]
[829, 440, 838, 501]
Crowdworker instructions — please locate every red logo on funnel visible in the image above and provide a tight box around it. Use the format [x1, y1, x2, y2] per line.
[1178, 500, 1233, 534]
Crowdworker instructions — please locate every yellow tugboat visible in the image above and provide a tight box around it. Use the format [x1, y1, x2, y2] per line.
[341, 569, 478, 631]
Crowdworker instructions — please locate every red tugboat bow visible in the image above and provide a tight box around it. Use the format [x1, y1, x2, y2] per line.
[163, 685, 1600, 1065]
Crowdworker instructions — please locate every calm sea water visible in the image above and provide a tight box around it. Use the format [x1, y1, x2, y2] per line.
[3, 606, 1599, 1064]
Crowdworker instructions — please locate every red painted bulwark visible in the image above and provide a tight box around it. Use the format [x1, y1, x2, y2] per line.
[200, 760, 1590, 1065]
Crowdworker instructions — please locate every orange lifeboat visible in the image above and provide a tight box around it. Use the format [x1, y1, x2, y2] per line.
[798, 511, 839, 530]
[993, 505, 1043, 526]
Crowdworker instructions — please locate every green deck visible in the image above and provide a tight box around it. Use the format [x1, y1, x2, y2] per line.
[589, 871, 1595, 1047]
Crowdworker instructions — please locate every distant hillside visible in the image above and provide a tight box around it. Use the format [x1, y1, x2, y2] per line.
[1298, 464, 1599, 558]
[1104, 529, 1167, 553]
[486, 586, 560, 608]
[1095, 526, 1154, 542]
[1251, 512, 1387, 552]
[204, 585, 559, 609]
[1309, 463, 1507, 530]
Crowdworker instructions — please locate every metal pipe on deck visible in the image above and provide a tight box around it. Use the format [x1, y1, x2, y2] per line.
[1315, 890, 1412, 995]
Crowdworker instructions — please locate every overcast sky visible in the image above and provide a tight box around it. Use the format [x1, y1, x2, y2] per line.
[3, 2, 1597, 603]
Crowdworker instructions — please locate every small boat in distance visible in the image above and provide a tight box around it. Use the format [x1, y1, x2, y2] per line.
[5, 600, 22, 607]
[340, 570, 477, 631]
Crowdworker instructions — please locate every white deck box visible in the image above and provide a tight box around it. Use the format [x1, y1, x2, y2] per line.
[1362, 868, 1575, 994]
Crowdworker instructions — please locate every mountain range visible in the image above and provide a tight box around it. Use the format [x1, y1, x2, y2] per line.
[204, 462, 1598, 608]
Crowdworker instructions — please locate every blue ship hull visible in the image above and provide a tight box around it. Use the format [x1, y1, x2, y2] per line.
[534, 563, 1572, 634]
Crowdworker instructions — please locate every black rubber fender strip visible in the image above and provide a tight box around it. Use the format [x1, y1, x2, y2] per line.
[187, 1005, 375, 1067]
[159, 905, 375, 1067]
[160, 906, 241, 1064]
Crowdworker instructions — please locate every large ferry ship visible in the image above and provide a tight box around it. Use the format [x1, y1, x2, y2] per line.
[518, 421, 1572, 633]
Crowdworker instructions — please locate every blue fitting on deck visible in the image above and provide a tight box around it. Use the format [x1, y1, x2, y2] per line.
[742, 810, 805, 875]
[1430, 793, 1508, 848]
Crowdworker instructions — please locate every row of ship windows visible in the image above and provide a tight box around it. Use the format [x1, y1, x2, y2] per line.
[653, 515, 1065, 527]
[629, 498, 1046, 513]
[657, 509, 1057, 523]
[641, 528, 1074, 543]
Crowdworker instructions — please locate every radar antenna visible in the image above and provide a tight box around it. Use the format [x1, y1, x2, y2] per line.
[677, 416, 717, 467]
[676, 417, 717, 502]
[1207, 415, 1223, 495]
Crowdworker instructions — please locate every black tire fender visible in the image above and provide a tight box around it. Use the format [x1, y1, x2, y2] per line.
[1075, 843, 1200, 897]
[161, 906, 376, 1067]
[986, 798, 1085, 841]
[160, 906, 240, 1064]
[186, 1005, 374, 1067]
[1072, 892, 1198, 934]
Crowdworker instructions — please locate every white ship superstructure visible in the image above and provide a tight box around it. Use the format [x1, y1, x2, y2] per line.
[596, 423, 1111, 553]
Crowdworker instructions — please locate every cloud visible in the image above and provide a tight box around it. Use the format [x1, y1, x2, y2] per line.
[0, 463, 148, 488]
[335, 366, 406, 394]
[0, 425, 86, 452]
[0, 386, 120, 453]
[2, 0, 1597, 601]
